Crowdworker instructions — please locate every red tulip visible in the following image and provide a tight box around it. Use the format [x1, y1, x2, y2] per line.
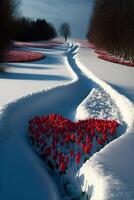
[86, 127, 91, 133]
[65, 134, 71, 142]
[108, 121, 113, 129]
[88, 142, 92, 150]
[84, 142, 92, 154]
[75, 152, 81, 164]
[109, 127, 116, 136]
[81, 143, 86, 152]
[86, 135, 91, 144]
[60, 162, 66, 172]
[76, 137, 81, 145]
[90, 128, 95, 137]
[84, 146, 90, 154]
[103, 133, 107, 142]
[71, 134, 75, 142]
[97, 138, 103, 145]
[79, 132, 84, 139]
[96, 126, 102, 133]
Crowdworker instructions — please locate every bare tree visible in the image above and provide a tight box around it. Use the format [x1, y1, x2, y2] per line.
[59, 23, 71, 41]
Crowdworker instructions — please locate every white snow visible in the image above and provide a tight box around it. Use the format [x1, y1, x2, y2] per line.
[0, 44, 72, 108]
[0, 42, 91, 200]
[75, 42, 134, 200]
[75, 87, 123, 123]
[78, 47, 134, 102]
[0, 43, 74, 200]
[0, 40, 134, 200]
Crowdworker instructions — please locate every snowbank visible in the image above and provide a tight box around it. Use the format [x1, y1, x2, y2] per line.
[75, 48, 134, 200]
[75, 87, 123, 123]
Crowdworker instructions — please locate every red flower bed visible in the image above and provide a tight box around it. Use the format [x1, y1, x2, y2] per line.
[14, 41, 63, 49]
[4, 40, 64, 63]
[4, 50, 45, 63]
[95, 49, 107, 56]
[88, 42, 134, 67]
[28, 114, 119, 174]
[98, 54, 134, 67]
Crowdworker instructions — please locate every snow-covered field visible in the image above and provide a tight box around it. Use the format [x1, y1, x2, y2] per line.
[0, 44, 71, 108]
[0, 40, 134, 200]
[78, 47, 134, 102]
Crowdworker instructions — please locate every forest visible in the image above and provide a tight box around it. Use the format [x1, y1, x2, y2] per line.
[0, 0, 57, 62]
[88, 0, 134, 61]
[12, 17, 57, 42]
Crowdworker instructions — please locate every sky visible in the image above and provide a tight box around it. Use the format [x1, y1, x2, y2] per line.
[20, 0, 94, 39]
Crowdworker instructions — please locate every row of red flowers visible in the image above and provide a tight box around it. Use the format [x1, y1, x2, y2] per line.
[4, 40, 64, 63]
[28, 114, 119, 174]
[4, 50, 45, 63]
[88, 43, 134, 67]
[14, 41, 63, 49]
[98, 54, 134, 67]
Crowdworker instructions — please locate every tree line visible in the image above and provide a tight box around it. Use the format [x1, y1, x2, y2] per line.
[12, 17, 57, 42]
[0, 0, 72, 65]
[88, 0, 134, 62]
[0, 0, 57, 63]
[0, 0, 16, 61]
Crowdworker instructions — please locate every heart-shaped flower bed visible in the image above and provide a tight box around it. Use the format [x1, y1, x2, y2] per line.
[28, 114, 119, 174]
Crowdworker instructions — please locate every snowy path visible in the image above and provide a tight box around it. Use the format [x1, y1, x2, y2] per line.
[1, 41, 134, 200]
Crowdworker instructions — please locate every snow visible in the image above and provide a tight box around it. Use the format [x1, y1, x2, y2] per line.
[75, 87, 123, 123]
[0, 39, 134, 200]
[78, 46, 134, 102]
[0, 44, 72, 108]
[1, 139, 61, 200]
[0, 42, 92, 200]
[75, 42, 134, 199]
[0, 43, 74, 200]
